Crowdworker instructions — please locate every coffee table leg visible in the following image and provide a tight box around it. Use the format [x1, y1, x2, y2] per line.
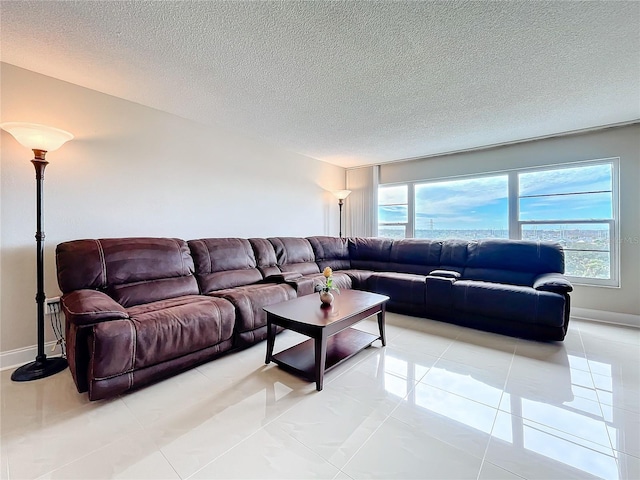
[314, 332, 327, 391]
[377, 307, 386, 347]
[265, 318, 275, 364]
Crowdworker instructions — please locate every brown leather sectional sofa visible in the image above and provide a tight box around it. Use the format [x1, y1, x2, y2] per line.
[56, 235, 572, 400]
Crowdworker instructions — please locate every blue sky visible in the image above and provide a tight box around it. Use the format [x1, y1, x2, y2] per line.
[379, 164, 612, 230]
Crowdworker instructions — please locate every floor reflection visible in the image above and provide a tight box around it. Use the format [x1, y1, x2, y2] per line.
[2, 317, 637, 479]
[375, 343, 636, 480]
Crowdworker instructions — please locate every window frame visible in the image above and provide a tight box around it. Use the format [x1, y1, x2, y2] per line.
[515, 159, 619, 287]
[377, 183, 413, 238]
[376, 158, 620, 287]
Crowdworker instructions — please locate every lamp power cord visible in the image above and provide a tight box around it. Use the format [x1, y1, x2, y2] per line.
[46, 298, 66, 358]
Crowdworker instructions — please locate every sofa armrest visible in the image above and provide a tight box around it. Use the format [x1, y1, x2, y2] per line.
[426, 275, 456, 310]
[429, 269, 461, 280]
[264, 272, 316, 295]
[265, 272, 303, 282]
[285, 276, 316, 296]
[61, 290, 129, 326]
[533, 273, 573, 294]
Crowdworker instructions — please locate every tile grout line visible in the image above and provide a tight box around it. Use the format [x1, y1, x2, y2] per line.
[581, 326, 622, 461]
[335, 376, 424, 475]
[476, 345, 516, 480]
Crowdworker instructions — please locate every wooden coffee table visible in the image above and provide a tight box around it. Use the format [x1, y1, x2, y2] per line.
[264, 289, 389, 391]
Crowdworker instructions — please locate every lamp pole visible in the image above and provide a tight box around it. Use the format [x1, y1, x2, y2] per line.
[339, 198, 344, 239]
[11, 149, 68, 381]
[1, 122, 73, 382]
[33, 151, 51, 365]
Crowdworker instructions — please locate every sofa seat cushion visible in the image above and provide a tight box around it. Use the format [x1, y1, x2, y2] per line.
[453, 280, 566, 327]
[341, 269, 375, 290]
[209, 283, 296, 345]
[462, 267, 535, 288]
[92, 295, 236, 378]
[367, 272, 426, 305]
[306, 271, 352, 290]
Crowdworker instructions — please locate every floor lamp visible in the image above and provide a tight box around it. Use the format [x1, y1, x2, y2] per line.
[1, 122, 74, 381]
[334, 190, 351, 238]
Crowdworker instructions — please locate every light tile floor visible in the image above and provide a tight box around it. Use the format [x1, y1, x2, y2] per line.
[1, 314, 638, 479]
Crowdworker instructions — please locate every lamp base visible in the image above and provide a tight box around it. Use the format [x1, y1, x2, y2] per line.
[11, 356, 67, 382]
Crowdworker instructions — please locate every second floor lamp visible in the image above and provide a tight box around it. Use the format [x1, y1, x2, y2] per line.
[334, 190, 352, 239]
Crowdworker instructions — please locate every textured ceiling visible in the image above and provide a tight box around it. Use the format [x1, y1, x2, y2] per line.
[1, 1, 639, 168]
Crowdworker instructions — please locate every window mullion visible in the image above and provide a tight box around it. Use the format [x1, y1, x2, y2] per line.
[407, 183, 415, 238]
[509, 171, 519, 239]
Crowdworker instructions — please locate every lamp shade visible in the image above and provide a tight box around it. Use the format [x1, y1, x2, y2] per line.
[1, 122, 74, 152]
[335, 190, 352, 200]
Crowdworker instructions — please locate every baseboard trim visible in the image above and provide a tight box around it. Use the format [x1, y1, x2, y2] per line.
[571, 307, 640, 329]
[0, 342, 64, 371]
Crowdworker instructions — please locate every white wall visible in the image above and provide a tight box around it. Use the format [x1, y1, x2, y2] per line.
[0, 63, 346, 353]
[380, 124, 640, 322]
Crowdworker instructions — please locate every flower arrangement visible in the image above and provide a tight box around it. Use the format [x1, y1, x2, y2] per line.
[318, 267, 340, 294]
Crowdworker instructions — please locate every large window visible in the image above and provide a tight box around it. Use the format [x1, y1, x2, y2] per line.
[415, 175, 508, 240]
[377, 159, 619, 286]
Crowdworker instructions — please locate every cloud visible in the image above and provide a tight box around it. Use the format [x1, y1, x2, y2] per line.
[379, 185, 407, 205]
[520, 164, 611, 196]
[415, 175, 508, 215]
[381, 164, 612, 230]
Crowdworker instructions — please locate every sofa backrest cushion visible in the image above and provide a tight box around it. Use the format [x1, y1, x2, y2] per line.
[348, 237, 393, 271]
[438, 239, 468, 272]
[466, 239, 564, 274]
[56, 238, 199, 307]
[307, 236, 351, 271]
[188, 238, 263, 293]
[248, 238, 281, 278]
[388, 239, 442, 275]
[462, 239, 564, 286]
[268, 237, 320, 275]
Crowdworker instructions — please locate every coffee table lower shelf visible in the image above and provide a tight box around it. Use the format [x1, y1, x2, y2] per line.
[271, 327, 378, 382]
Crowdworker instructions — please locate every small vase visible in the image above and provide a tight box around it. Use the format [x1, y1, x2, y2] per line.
[319, 291, 334, 306]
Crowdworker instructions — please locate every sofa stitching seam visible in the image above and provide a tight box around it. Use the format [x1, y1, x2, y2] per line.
[244, 240, 255, 269]
[212, 300, 222, 344]
[129, 318, 136, 388]
[61, 295, 129, 318]
[95, 239, 107, 287]
[90, 332, 96, 397]
[93, 369, 136, 381]
[67, 309, 128, 317]
[174, 238, 185, 275]
[243, 291, 254, 330]
[209, 239, 215, 274]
